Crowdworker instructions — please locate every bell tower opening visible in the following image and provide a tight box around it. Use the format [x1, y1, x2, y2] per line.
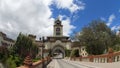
[53, 18, 63, 37]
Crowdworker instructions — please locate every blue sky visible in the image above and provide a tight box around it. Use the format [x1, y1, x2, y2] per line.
[50, 0, 120, 35]
[0, 0, 120, 39]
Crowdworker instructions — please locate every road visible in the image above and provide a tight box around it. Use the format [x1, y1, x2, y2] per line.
[47, 59, 99, 68]
[53, 53, 63, 59]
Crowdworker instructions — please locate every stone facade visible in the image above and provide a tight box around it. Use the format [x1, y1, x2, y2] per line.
[44, 18, 71, 57]
[45, 37, 71, 50]
[29, 18, 88, 57]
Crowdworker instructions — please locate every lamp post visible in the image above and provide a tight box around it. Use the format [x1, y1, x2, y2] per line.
[42, 36, 45, 68]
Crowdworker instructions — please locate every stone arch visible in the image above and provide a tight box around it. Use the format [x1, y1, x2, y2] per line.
[51, 45, 65, 58]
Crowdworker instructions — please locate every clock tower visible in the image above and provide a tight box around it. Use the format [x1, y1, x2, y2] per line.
[53, 18, 63, 37]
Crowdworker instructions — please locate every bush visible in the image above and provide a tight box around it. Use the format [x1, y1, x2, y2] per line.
[5, 56, 16, 68]
[0, 46, 9, 62]
[32, 57, 41, 62]
[70, 49, 79, 57]
[65, 49, 71, 57]
[74, 49, 79, 57]
[4, 55, 23, 68]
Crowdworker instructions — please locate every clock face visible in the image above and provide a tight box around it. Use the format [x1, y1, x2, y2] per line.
[56, 28, 60, 31]
[56, 28, 60, 35]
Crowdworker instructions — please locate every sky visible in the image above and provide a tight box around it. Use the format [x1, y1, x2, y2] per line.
[0, 0, 120, 39]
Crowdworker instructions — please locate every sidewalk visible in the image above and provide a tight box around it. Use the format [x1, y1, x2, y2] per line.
[72, 61, 120, 68]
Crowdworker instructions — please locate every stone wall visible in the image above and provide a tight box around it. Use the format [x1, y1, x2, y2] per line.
[45, 40, 71, 50]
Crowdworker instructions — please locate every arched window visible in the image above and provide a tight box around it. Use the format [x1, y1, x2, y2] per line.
[56, 32, 60, 35]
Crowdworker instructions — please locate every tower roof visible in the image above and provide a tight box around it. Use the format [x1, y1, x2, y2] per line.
[54, 17, 62, 25]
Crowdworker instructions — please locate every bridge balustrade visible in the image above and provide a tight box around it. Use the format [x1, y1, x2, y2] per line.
[71, 51, 120, 63]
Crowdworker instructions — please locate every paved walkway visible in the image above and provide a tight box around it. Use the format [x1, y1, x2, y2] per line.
[0, 63, 4, 68]
[47, 59, 120, 68]
[74, 61, 120, 68]
[47, 59, 98, 68]
[47, 59, 59, 68]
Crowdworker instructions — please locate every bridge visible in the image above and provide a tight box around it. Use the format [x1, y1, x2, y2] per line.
[15, 18, 120, 68]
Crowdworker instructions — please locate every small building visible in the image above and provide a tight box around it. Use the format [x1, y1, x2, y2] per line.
[0, 32, 15, 48]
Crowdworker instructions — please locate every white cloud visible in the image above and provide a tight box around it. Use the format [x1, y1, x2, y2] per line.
[0, 0, 77, 39]
[61, 16, 75, 36]
[111, 26, 117, 31]
[111, 25, 120, 31]
[119, 9, 120, 13]
[54, 0, 85, 13]
[106, 14, 116, 26]
[0, 0, 54, 39]
[100, 17, 106, 21]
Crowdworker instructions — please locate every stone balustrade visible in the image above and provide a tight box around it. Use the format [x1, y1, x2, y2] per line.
[71, 51, 120, 63]
[17, 56, 52, 68]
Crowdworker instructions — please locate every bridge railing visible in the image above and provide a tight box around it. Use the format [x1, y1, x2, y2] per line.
[17, 56, 52, 68]
[70, 51, 120, 63]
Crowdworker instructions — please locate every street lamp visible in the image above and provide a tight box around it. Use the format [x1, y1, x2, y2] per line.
[42, 36, 45, 68]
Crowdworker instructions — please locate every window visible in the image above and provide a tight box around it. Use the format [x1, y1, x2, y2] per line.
[56, 32, 60, 35]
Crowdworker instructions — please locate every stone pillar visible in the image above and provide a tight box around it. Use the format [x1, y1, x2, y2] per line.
[89, 55, 94, 62]
[108, 48, 114, 63]
[119, 55, 120, 61]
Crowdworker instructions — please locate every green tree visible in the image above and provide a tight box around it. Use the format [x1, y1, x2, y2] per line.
[70, 49, 79, 57]
[13, 33, 39, 59]
[0, 46, 9, 62]
[5, 55, 17, 68]
[113, 36, 120, 51]
[65, 49, 71, 57]
[77, 20, 115, 55]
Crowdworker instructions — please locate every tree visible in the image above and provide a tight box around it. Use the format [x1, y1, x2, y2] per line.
[65, 49, 71, 57]
[76, 20, 115, 55]
[0, 46, 9, 62]
[113, 36, 120, 51]
[13, 33, 39, 59]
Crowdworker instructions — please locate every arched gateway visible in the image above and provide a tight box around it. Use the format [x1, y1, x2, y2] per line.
[44, 18, 71, 58]
[51, 45, 65, 58]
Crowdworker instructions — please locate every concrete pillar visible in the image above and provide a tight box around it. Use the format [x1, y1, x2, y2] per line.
[115, 56, 117, 62]
[108, 56, 113, 63]
[104, 58, 107, 63]
[119, 55, 120, 61]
